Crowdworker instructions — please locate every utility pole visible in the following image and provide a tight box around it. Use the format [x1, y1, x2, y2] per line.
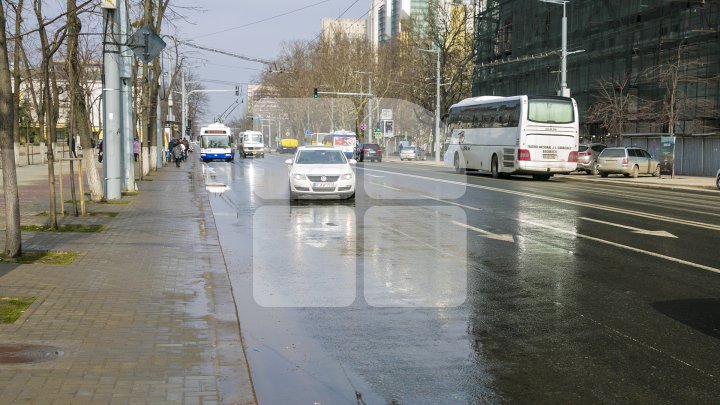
[101, 2, 122, 200]
[119, 0, 135, 192]
[540, 0, 570, 96]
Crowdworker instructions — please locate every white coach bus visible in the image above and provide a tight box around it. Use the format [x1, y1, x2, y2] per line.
[443, 95, 579, 180]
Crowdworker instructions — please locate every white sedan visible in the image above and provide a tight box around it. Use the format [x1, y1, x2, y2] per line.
[286, 146, 356, 200]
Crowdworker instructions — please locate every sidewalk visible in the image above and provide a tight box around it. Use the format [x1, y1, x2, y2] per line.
[0, 158, 256, 404]
[383, 154, 719, 194]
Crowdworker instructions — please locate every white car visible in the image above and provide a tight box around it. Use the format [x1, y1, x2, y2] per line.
[286, 146, 356, 200]
[400, 146, 419, 161]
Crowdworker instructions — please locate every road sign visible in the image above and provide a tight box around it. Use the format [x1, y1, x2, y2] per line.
[129, 25, 166, 64]
[381, 109, 393, 120]
[304, 130, 312, 136]
[360, 122, 367, 131]
[374, 132, 382, 140]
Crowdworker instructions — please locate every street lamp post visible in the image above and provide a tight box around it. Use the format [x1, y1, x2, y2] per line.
[418, 48, 441, 162]
[540, 0, 570, 97]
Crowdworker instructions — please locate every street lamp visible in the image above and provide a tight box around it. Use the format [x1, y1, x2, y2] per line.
[417, 48, 441, 162]
[539, 0, 570, 97]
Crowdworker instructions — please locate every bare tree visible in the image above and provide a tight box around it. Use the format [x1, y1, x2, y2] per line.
[0, 2, 22, 257]
[585, 75, 642, 142]
[645, 42, 719, 135]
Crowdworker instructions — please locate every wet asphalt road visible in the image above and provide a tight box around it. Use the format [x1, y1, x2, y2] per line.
[203, 153, 720, 404]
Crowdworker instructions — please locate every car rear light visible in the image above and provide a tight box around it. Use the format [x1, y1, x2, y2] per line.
[362, 148, 369, 152]
[568, 151, 578, 162]
[376, 150, 383, 153]
[518, 149, 531, 161]
[622, 157, 629, 165]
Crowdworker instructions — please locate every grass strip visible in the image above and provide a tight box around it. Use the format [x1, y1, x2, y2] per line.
[0, 297, 37, 324]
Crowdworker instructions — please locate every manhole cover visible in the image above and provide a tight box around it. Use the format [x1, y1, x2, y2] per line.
[0, 344, 63, 364]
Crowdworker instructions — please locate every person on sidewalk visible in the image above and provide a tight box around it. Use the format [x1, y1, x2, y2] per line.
[133, 137, 140, 162]
[172, 141, 183, 167]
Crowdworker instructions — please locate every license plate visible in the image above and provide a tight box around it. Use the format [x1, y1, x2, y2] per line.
[543, 153, 557, 160]
[367, 151, 375, 154]
[312, 182, 335, 188]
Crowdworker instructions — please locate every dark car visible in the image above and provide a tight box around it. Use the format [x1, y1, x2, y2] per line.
[355, 143, 383, 162]
[716, 168, 720, 190]
[577, 143, 606, 174]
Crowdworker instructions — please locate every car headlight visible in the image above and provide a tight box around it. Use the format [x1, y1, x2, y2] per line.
[293, 173, 306, 180]
[342, 173, 353, 180]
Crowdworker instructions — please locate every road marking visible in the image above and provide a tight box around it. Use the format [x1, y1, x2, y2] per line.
[368, 181, 401, 191]
[360, 167, 720, 232]
[422, 195, 482, 211]
[521, 219, 720, 275]
[451, 220, 515, 243]
[579, 217, 677, 238]
[365, 174, 384, 178]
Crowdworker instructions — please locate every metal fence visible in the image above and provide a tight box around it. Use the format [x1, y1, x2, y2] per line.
[613, 134, 720, 177]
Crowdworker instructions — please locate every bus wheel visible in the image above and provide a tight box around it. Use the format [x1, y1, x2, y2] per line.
[533, 174, 551, 181]
[454, 153, 464, 174]
[491, 155, 500, 179]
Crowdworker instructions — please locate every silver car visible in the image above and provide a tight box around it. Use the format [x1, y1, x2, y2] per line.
[576, 143, 606, 174]
[400, 146, 419, 161]
[597, 147, 660, 178]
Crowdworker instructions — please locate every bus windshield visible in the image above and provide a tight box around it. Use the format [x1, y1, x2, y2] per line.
[244, 134, 263, 143]
[201, 135, 230, 148]
[528, 99, 574, 124]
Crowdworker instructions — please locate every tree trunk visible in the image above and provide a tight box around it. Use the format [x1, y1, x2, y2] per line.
[66, 0, 103, 202]
[0, 5, 22, 257]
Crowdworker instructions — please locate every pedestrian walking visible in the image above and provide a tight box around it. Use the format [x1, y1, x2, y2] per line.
[180, 140, 187, 161]
[172, 141, 183, 167]
[133, 137, 140, 162]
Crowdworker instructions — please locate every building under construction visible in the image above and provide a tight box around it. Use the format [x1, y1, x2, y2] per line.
[473, 0, 719, 142]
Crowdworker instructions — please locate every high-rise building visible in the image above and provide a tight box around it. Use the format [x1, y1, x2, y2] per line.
[321, 18, 368, 40]
[473, 0, 719, 139]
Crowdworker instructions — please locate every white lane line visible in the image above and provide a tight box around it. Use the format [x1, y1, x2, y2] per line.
[422, 195, 482, 211]
[365, 174, 384, 178]
[360, 167, 720, 232]
[579, 217, 677, 238]
[451, 221, 515, 243]
[577, 309, 715, 378]
[368, 181, 402, 191]
[521, 219, 720, 275]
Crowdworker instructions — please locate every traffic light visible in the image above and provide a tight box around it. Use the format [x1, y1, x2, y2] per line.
[313, 88, 318, 99]
[235, 85, 240, 96]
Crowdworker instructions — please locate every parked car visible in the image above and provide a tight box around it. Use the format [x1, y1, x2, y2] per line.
[597, 147, 660, 178]
[577, 143, 606, 174]
[716, 168, 720, 190]
[286, 146, 355, 200]
[355, 143, 383, 162]
[400, 146, 419, 161]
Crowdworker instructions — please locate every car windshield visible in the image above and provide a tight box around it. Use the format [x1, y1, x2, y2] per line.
[296, 150, 347, 164]
[600, 148, 626, 158]
[404, 147, 416, 152]
[578, 146, 589, 152]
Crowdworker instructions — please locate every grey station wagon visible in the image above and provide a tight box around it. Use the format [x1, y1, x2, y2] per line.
[597, 147, 660, 178]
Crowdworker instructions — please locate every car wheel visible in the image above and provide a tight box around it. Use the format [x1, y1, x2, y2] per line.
[630, 165, 639, 178]
[491, 155, 499, 179]
[378, 158, 382, 162]
[601, 172, 609, 178]
[716, 175, 720, 190]
[345, 193, 355, 200]
[591, 162, 600, 176]
[652, 165, 660, 177]
[454, 153, 464, 174]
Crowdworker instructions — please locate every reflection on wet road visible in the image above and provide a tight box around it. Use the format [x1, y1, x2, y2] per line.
[205, 155, 720, 404]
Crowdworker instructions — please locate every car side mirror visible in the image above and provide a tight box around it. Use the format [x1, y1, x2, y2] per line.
[284, 159, 293, 165]
[348, 159, 357, 165]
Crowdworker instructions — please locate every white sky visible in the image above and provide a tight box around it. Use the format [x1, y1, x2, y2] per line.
[170, 0, 371, 124]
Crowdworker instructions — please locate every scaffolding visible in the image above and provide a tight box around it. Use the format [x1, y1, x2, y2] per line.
[473, 0, 719, 138]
